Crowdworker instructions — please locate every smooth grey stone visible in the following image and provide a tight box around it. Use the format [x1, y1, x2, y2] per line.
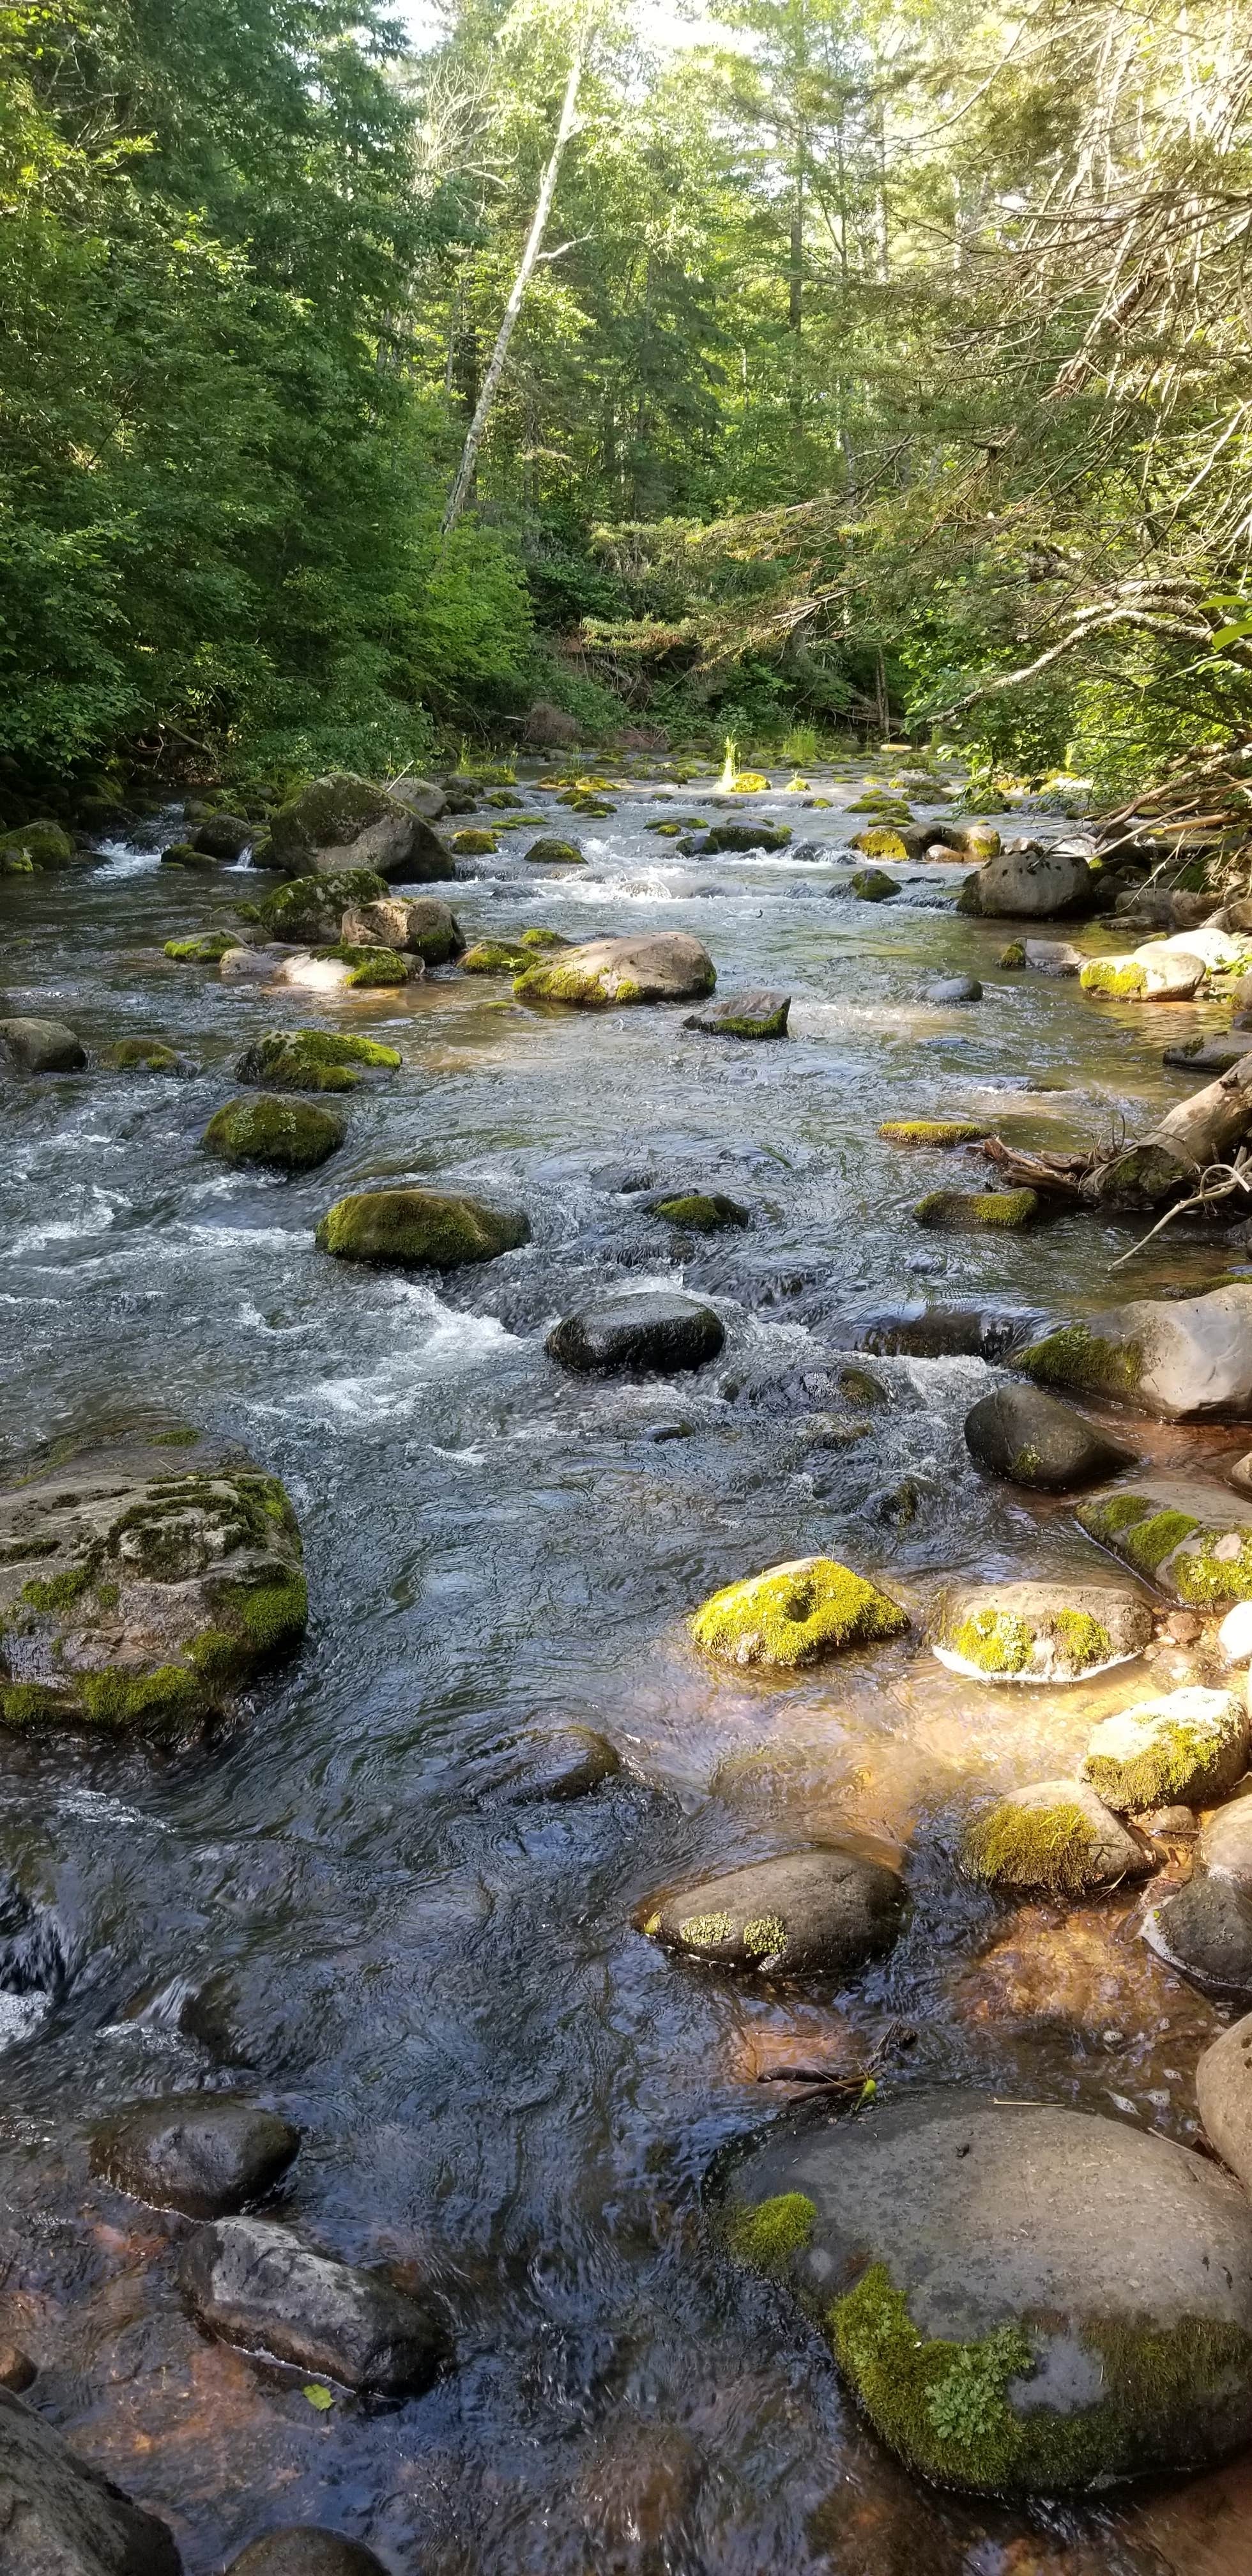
[923, 975, 982, 1004]
[179, 2218, 449, 2395]
[227, 2536, 387, 2576]
[547, 1292, 724, 1377]
[0, 2385, 181, 2574]
[0, 1016, 86, 1073]
[90, 2097, 300, 2218]
[963, 1383, 1135, 1491]
[645, 1846, 905, 1975]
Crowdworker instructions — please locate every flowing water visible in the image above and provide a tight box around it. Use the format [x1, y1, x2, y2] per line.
[2, 767, 1250, 2574]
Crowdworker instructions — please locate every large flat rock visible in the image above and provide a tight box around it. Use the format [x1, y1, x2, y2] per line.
[0, 2385, 181, 2574]
[1019, 1285, 1252, 1420]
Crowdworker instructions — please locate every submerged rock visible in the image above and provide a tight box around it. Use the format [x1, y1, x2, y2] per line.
[0, 1433, 307, 1735]
[227, 2537, 386, 2576]
[691, 1557, 908, 1669]
[644, 1846, 905, 1975]
[0, 1016, 86, 1074]
[879, 1118, 990, 1148]
[1076, 1481, 1252, 1604]
[0, 2386, 181, 2574]
[1196, 2011, 1252, 2190]
[1162, 1033, 1250, 1074]
[102, 1038, 193, 1075]
[958, 845, 1095, 919]
[963, 1383, 1134, 1491]
[500, 1726, 622, 1802]
[547, 1292, 724, 1376]
[924, 975, 982, 1004]
[316, 1187, 529, 1270]
[164, 933, 237, 964]
[1083, 1685, 1249, 1814]
[514, 933, 715, 1008]
[180, 2216, 448, 2394]
[234, 1030, 401, 1093]
[723, 2097, 1252, 2491]
[340, 894, 462, 962]
[683, 989, 790, 1039]
[914, 1188, 1039, 1230]
[201, 1095, 343, 1174]
[650, 1190, 749, 1231]
[930, 1581, 1152, 1682]
[1018, 1284, 1252, 1419]
[268, 772, 450, 882]
[963, 1777, 1154, 1894]
[91, 2097, 301, 2218]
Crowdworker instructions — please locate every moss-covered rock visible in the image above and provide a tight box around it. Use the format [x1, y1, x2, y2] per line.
[451, 829, 498, 855]
[851, 829, 908, 861]
[652, 1191, 749, 1231]
[644, 1846, 906, 1975]
[723, 2097, 1252, 2493]
[514, 933, 715, 1008]
[704, 821, 791, 854]
[461, 938, 530, 974]
[848, 866, 899, 901]
[1076, 1484, 1252, 1607]
[0, 1434, 306, 1737]
[683, 990, 790, 1039]
[998, 941, 1027, 967]
[525, 837, 584, 864]
[880, 1118, 991, 1147]
[164, 933, 237, 963]
[915, 1188, 1039, 1230]
[1083, 1686, 1249, 1813]
[201, 1094, 343, 1174]
[1018, 1285, 1252, 1420]
[102, 1039, 193, 1075]
[691, 1556, 908, 1669]
[160, 839, 215, 870]
[303, 944, 409, 990]
[962, 1777, 1154, 1893]
[315, 1186, 529, 1269]
[256, 870, 387, 945]
[266, 773, 449, 882]
[931, 1580, 1152, 1682]
[234, 1029, 401, 1093]
[1080, 949, 1206, 1002]
[0, 820, 75, 870]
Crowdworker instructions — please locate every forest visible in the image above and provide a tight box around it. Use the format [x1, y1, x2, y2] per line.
[4, 0, 1251, 833]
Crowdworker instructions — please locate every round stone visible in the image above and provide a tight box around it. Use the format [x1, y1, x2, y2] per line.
[644, 1846, 906, 1976]
[546, 1292, 724, 1376]
[227, 2534, 387, 2576]
[90, 2097, 301, 2218]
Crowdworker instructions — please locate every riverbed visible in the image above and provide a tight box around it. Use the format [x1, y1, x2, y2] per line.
[2, 763, 1248, 2574]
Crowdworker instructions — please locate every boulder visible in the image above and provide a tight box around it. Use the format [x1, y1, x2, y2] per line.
[0, 2386, 181, 2574]
[201, 1096, 343, 1174]
[160, 839, 214, 871]
[234, 1031, 401, 1094]
[190, 811, 252, 861]
[1162, 1034, 1250, 1075]
[386, 776, 447, 822]
[523, 700, 579, 749]
[878, 1119, 990, 1147]
[102, 1039, 193, 1076]
[644, 1846, 905, 1975]
[0, 820, 76, 871]
[650, 1191, 749, 1231]
[962, 1777, 1152, 1894]
[256, 870, 389, 946]
[316, 1188, 528, 1270]
[1196, 2012, 1252, 2190]
[703, 822, 791, 854]
[958, 846, 1096, 919]
[547, 1292, 723, 1377]
[847, 867, 898, 901]
[339, 896, 462, 963]
[0, 1016, 86, 1074]
[227, 2538, 386, 2576]
[962, 1384, 1134, 1491]
[930, 1581, 1151, 1682]
[1084, 1683, 1249, 1814]
[1080, 947, 1207, 1002]
[850, 1303, 1032, 1360]
[724, 2098, 1252, 2491]
[1077, 1481, 1252, 1607]
[498, 1727, 622, 1802]
[691, 1557, 908, 1669]
[179, 2217, 448, 2395]
[271, 946, 411, 994]
[914, 1189, 1039, 1230]
[0, 1433, 307, 1735]
[218, 944, 294, 983]
[1147, 1871, 1252, 1993]
[90, 2098, 301, 2218]
[1023, 939, 1083, 974]
[267, 774, 451, 883]
[513, 935, 715, 1008]
[524, 837, 584, 865]
[924, 975, 982, 1004]
[1018, 1284, 1252, 1419]
[683, 990, 790, 1039]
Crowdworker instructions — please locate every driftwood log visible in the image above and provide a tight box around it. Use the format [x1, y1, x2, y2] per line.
[979, 1051, 1252, 1210]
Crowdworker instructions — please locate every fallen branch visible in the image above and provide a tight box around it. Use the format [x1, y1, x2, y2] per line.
[1107, 1150, 1252, 1267]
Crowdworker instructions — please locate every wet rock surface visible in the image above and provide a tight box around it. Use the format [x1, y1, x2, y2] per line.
[645, 1845, 905, 1975]
[930, 1581, 1152, 1682]
[961, 1777, 1154, 1895]
[514, 931, 716, 1006]
[963, 1383, 1134, 1490]
[1019, 1283, 1252, 1419]
[1196, 2009, 1252, 2189]
[226, 2537, 387, 2576]
[0, 2386, 181, 2575]
[547, 1291, 724, 1376]
[179, 2217, 449, 2393]
[90, 2097, 301, 2218]
[0, 1015, 87, 1073]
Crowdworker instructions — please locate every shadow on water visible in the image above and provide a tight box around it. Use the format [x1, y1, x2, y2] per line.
[0, 770, 1247, 2569]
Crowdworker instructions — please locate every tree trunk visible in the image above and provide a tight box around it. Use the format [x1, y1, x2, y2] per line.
[1085, 1054, 1252, 1206]
[440, 36, 586, 540]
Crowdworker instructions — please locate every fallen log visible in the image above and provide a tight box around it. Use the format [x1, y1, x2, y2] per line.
[1083, 1051, 1252, 1206]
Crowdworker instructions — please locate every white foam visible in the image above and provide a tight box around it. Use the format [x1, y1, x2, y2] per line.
[9, 1186, 125, 1253]
[302, 1286, 522, 1419]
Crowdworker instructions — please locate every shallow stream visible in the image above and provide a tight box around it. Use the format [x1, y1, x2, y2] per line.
[2, 765, 1249, 2574]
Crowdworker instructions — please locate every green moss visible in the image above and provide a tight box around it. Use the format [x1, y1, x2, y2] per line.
[256, 868, 387, 942]
[1172, 1533, 1252, 1606]
[316, 1186, 529, 1269]
[160, 840, 213, 870]
[652, 1192, 749, 1230]
[1080, 960, 1148, 998]
[852, 832, 908, 863]
[235, 1030, 401, 1092]
[0, 820, 74, 869]
[310, 943, 407, 988]
[151, 1427, 199, 1447]
[1, 1683, 67, 1726]
[998, 942, 1027, 968]
[451, 829, 498, 855]
[1087, 1719, 1236, 1811]
[164, 934, 235, 963]
[725, 2192, 816, 2276]
[950, 1611, 1033, 1675]
[94, 1579, 119, 1606]
[1077, 1496, 1200, 1581]
[524, 837, 584, 864]
[20, 1561, 93, 1613]
[1017, 1322, 1143, 1400]
[963, 1797, 1101, 1893]
[217, 1571, 308, 1655]
[1012, 1445, 1043, 1479]
[915, 1190, 1039, 1230]
[849, 866, 899, 900]
[880, 1119, 991, 1147]
[201, 1093, 343, 1173]
[677, 1910, 734, 1948]
[78, 1662, 207, 1733]
[461, 940, 529, 974]
[691, 1557, 908, 1669]
[829, 2267, 1029, 2490]
[103, 1039, 185, 1072]
[1051, 1609, 1113, 1669]
[742, 1913, 786, 1956]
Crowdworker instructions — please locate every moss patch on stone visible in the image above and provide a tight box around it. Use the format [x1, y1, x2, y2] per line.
[915, 1189, 1039, 1230]
[880, 1119, 991, 1147]
[315, 1186, 529, 1269]
[462, 940, 530, 974]
[962, 1797, 1101, 1894]
[525, 837, 584, 864]
[830, 2266, 1031, 2490]
[1051, 1609, 1113, 1668]
[164, 934, 236, 963]
[691, 1556, 908, 1669]
[950, 1610, 1033, 1675]
[234, 1029, 401, 1092]
[652, 1192, 749, 1231]
[1017, 1323, 1144, 1402]
[998, 942, 1027, 968]
[1080, 960, 1148, 998]
[724, 2192, 816, 2276]
[451, 829, 498, 855]
[310, 943, 408, 988]
[103, 1039, 185, 1073]
[256, 869, 386, 942]
[201, 1094, 343, 1173]
[1077, 1494, 1252, 1606]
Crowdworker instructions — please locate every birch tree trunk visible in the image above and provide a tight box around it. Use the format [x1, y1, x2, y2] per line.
[440, 34, 586, 540]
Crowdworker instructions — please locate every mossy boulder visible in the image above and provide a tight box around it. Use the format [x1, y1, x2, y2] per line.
[723, 2097, 1252, 2492]
[880, 1118, 991, 1147]
[269, 774, 393, 864]
[0, 820, 75, 871]
[962, 1777, 1154, 1893]
[461, 938, 530, 974]
[452, 829, 498, 855]
[1016, 1285, 1252, 1420]
[525, 836, 584, 864]
[998, 941, 1027, 968]
[848, 866, 899, 901]
[683, 989, 790, 1039]
[514, 933, 715, 1008]
[315, 1186, 529, 1270]
[234, 1030, 401, 1094]
[704, 822, 791, 854]
[644, 1846, 905, 1976]
[103, 1038, 193, 1075]
[651, 1191, 749, 1232]
[691, 1556, 908, 1670]
[256, 870, 387, 946]
[339, 894, 462, 963]
[160, 839, 215, 870]
[851, 829, 908, 861]
[963, 1383, 1135, 1492]
[268, 772, 450, 883]
[958, 845, 1094, 919]
[201, 1094, 343, 1174]
[1083, 1686, 1249, 1813]
[1080, 949, 1206, 1002]
[277, 944, 410, 993]
[0, 1017, 87, 1074]
[930, 1581, 1152, 1682]
[0, 1432, 307, 1737]
[164, 933, 237, 963]
[190, 810, 252, 861]
[914, 1189, 1039, 1230]
[1076, 1482, 1252, 1607]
